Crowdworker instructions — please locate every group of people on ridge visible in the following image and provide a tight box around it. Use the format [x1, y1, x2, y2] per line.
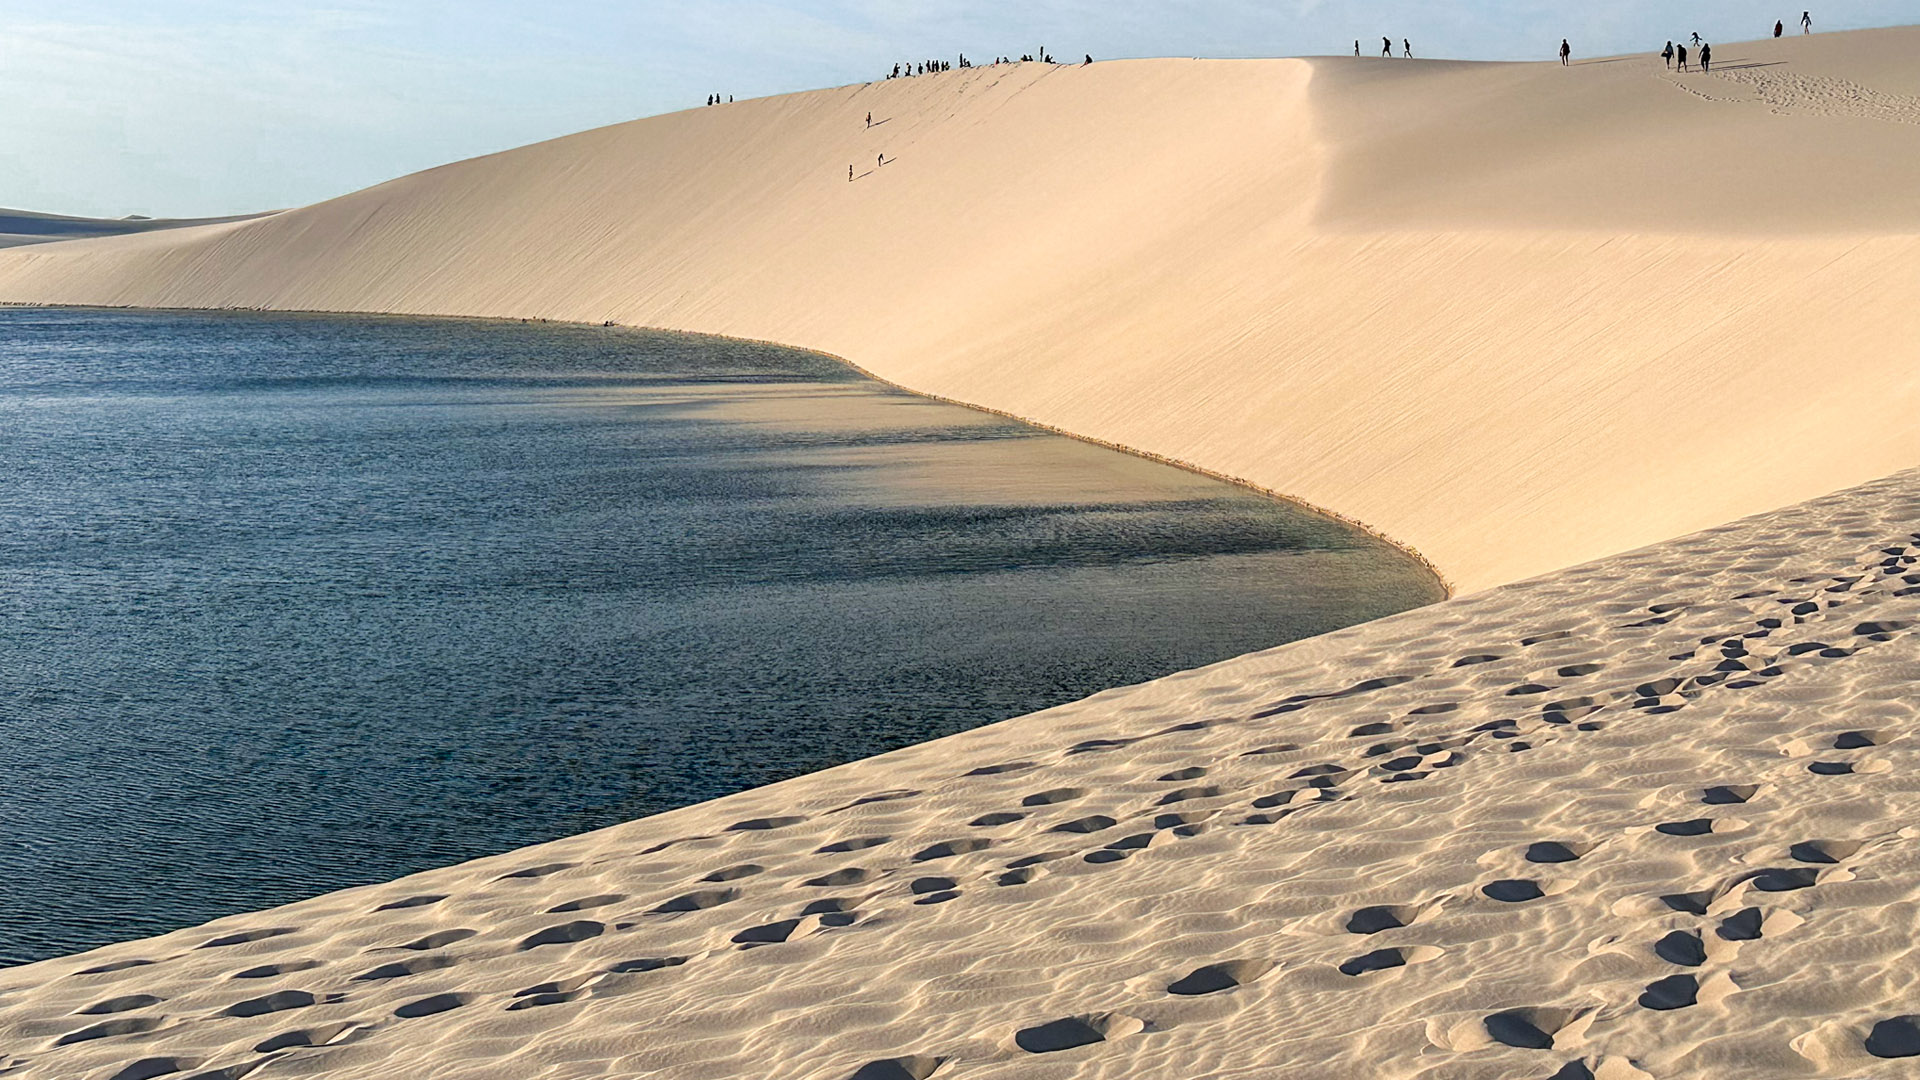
[1357, 37, 1412, 57]
[1354, 11, 1813, 71]
[888, 50, 1077, 80]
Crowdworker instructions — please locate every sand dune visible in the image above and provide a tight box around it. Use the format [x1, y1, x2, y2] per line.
[7, 27, 1920, 1080]
[0, 208, 274, 250]
[4, 29, 1920, 590]
[4, 467, 1918, 1079]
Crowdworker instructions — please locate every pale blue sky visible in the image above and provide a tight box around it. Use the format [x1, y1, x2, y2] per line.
[3, 2, 1915, 218]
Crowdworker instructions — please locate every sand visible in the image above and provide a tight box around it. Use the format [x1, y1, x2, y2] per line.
[0, 208, 273, 250]
[3, 466, 1918, 1079]
[5, 27, 1920, 1080]
[3, 29, 1920, 591]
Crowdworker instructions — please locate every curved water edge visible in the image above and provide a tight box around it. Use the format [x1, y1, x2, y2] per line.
[0, 307, 1443, 965]
[10, 301, 1455, 596]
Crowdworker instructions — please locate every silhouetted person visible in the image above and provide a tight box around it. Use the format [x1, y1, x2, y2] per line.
[1560, 39, 1571, 64]
[1802, 11, 1813, 33]
[1700, 42, 1711, 72]
[878, 153, 884, 168]
[1404, 39, 1412, 58]
[1354, 40, 1360, 57]
[1691, 31, 1701, 45]
[866, 112, 871, 127]
[1084, 54, 1093, 65]
[849, 165, 854, 182]
[1676, 43, 1689, 71]
[1382, 37, 1392, 57]
[1662, 41, 1674, 67]
[1775, 20, 1784, 37]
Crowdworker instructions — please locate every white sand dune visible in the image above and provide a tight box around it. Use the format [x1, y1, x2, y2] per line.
[6, 27, 1920, 1080]
[4, 29, 1920, 591]
[0, 208, 274, 250]
[3, 468, 1918, 1079]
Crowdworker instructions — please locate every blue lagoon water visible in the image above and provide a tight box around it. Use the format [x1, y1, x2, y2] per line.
[0, 308, 1443, 964]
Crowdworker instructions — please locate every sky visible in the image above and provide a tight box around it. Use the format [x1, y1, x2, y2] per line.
[3, 1, 1917, 219]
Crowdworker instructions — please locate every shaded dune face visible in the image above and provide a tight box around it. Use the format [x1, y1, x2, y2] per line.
[4, 466, 1920, 1077]
[3, 30, 1920, 594]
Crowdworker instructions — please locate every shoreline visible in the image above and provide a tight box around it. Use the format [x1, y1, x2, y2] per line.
[3, 300, 1454, 595]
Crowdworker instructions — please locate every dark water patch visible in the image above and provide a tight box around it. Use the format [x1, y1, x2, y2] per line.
[0, 308, 1442, 964]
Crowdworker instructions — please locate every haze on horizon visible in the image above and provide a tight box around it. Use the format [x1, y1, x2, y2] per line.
[4, 0, 1917, 220]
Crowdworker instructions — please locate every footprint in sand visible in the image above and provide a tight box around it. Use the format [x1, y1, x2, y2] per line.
[199, 928, 296, 949]
[497, 862, 575, 881]
[728, 816, 807, 832]
[1482, 879, 1572, 903]
[847, 1054, 947, 1080]
[1013, 1012, 1144, 1053]
[816, 836, 889, 854]
[105, 1056, 201, 1080]
[1345, 903, 1433, 934]
[1480, 1006, 1590, 1050]
[549, 893, 627, 912]
[54, 1016, 166, 1046]
[373, 894, 446, 911]
[254, 1020, 358, 1052]
[1525, 841, 1597, 864]
[1789, 839, 1863, 863]
[649, 889, 739, 913]
[913, 838, 994, 861]
[1167, 958, 1276, 994]
[223, 990, 316, 1017]
[355, 955, 458, 980]
[1866, 1016, 1920, 1058]
[392, 928, 477, 951]
[1338, 946, 1443, 977]
[76, 993, 163, 1014]
[519, 920, 605, 950]
[231, 959, 323, 979]
[393, 992, 472, 1019]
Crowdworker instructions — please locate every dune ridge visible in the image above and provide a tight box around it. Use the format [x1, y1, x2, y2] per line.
[3, 466, 1919, 1078]
[4, 28, 1920, 590]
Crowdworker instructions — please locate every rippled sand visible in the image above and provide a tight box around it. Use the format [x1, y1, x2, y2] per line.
[5, 468, 1918, 1079]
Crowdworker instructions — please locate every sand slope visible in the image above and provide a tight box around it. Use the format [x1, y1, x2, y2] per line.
[0, 208, 273, 250]
[4, 29, 1920, 590]
[4, 468, 1919, 1079]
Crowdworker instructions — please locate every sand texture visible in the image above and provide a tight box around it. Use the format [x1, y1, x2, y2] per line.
[4, 467, 1920, 1078]
[4, 29, 1920, 590]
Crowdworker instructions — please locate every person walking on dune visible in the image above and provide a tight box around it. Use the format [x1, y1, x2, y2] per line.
[1700, 42, 1712, 72]
[1662, 41, 1674, 67]
[1775, 20, 1784, 37]
[1803, 11, 1813, 33]
[1382, 37, 1392, 57]
[1676, 43, 1689, 71]
[1560, 39, 1571, 65]
[1403, 39, 1412, 58]
[1691, 31, 1702, 45]
[1354, 40, 1360, 57]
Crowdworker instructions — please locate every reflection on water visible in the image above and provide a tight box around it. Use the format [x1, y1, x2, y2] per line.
[0, 308, 1442, 964]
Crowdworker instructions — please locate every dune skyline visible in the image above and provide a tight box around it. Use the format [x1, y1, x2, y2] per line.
[5, 21, 1920, 1080]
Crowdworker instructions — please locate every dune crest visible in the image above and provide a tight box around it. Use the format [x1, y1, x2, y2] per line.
[4, 29, 1919, 590]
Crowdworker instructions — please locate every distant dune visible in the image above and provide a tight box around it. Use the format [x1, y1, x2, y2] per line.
[4, 28, 1918, 591]
[0, 207, 273, 250]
